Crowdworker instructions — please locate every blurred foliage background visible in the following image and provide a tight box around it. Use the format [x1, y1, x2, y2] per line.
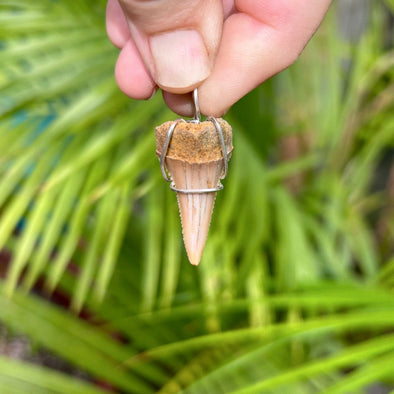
[0, 0, 393, 393]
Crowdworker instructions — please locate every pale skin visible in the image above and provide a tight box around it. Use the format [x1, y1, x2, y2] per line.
[106, 0, 332, 117]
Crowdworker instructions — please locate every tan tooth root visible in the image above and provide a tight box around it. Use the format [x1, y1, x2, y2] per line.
[155, 119, 233, 266]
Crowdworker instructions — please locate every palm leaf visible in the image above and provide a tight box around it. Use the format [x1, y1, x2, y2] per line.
[0, 1, 393, 393]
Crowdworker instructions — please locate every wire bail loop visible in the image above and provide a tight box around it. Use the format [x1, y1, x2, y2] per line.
[190, 88, 201, 124]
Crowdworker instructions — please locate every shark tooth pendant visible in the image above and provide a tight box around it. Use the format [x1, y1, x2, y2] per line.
[155, 90, 233, 266]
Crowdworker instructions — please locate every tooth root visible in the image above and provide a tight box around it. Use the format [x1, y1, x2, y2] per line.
[155, 119, 233, 265]
[166, 158, 224, 265]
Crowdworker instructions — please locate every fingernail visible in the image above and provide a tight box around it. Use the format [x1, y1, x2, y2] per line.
[150, 30, 210, 90]
[147, 86, 158, 100]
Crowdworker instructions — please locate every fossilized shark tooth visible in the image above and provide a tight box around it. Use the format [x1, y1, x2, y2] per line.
[155, 119, 233, 266]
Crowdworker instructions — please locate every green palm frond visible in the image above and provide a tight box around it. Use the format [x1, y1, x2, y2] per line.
[0, 355, 105, 394]
[0, 0, 172, 309]
[0, 0, 393, 393]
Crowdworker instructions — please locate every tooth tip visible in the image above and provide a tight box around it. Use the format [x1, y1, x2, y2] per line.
[188, 255, 201, 266]
[177, 188, 216, 268]
[180, 192, 213, 267]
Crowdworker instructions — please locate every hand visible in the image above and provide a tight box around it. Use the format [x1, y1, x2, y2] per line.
[106, 0, 332, 117]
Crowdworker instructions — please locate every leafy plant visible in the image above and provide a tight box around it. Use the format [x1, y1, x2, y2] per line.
[0, 0, 393, 393]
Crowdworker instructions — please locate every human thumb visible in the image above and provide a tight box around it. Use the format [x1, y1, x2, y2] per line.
[118, 0, 223, 94]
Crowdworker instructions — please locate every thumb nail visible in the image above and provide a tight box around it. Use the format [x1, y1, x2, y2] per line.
[150, 30, 210, 91]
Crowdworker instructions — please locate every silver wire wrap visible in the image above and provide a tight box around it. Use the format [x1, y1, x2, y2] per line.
[160, 118, 185, 182]
[190, 88, 201, 123]
[159, 89, 229, 194]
